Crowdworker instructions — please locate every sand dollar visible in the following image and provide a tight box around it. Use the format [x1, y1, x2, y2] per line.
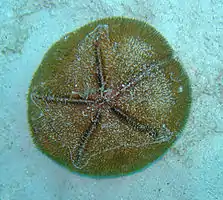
[27, 17, 192, 177]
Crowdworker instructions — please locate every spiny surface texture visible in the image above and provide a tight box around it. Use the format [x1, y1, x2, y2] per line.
[27, 17, 191, 177]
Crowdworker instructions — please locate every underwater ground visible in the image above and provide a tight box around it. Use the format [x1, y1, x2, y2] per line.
[0, 0, 223, 199]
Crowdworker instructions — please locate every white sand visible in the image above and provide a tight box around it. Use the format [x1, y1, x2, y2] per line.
[0, 0, 223, 199]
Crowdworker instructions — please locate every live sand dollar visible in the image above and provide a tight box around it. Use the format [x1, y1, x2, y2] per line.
[27, 17, 191, 177]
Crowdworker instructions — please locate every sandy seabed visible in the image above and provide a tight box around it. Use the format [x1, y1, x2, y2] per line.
[0, 0, 223, 199]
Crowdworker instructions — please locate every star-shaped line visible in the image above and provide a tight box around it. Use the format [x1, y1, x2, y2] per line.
[32, 31, 163, 168]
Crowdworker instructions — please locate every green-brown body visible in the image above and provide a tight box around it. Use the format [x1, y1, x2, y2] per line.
[27, 17, 191, 177]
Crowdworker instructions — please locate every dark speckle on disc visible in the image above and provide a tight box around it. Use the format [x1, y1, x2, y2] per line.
[27, 16, 192, 177]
